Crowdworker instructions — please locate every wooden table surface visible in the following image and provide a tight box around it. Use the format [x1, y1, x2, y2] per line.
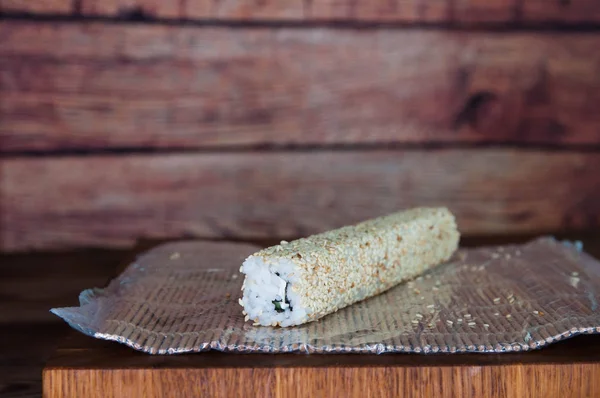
[1, 250, 127, 398]
[3, 234, 600, 397]
[45, 332, 600, 398]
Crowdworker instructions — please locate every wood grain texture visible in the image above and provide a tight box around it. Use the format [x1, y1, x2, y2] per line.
[3, 150, 600, 251]
[0, 0, 71, 13]
[310, 0, 455, 22]
[2, 22, 600, 152]
[185, 0, 305, 20]
[43, 330, 600, 398]
[523, 0, 600, 23]
[43, 364, 600, 398]
[80, 0, 181, 18]
[44, 368, 277, 397]
[44, 331, 600, 398]
[4, 0, 600, 24]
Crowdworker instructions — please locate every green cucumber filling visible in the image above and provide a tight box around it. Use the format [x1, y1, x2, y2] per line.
[272, 300, 284, 312]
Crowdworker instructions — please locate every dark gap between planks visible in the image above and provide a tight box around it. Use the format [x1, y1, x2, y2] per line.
[3, 142, 600, 159]
[2, 11, 600, 32]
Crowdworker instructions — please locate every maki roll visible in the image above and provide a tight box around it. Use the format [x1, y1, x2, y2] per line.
[240, 207, 459, 327]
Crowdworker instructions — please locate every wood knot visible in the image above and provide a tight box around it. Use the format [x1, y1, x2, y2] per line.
[453, 91, 499, 130]
[117, 6, 152, 20]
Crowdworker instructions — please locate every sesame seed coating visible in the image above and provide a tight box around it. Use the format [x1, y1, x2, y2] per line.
[241, 207, 459, 326]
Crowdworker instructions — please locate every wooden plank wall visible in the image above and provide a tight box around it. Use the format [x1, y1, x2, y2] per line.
[1, 1, 600, 252]
[3, 0, 600, 24]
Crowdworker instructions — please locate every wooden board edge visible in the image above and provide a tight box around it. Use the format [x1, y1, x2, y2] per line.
[42, 362, 600, 397]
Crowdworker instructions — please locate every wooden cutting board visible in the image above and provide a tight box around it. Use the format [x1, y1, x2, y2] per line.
[43, 237, 600, 397]
[43, 331, 600, 397]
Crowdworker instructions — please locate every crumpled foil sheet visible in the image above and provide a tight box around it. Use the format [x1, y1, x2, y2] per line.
[52, 237, 600, 354]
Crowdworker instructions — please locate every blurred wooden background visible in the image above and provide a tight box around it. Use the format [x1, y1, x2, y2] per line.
[1, 0, 600, 252]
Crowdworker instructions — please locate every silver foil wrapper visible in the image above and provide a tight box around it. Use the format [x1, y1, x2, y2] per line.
[52, 237, 600, 354]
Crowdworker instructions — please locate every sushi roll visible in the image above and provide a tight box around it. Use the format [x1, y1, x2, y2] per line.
[239, 207, 459, 327]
